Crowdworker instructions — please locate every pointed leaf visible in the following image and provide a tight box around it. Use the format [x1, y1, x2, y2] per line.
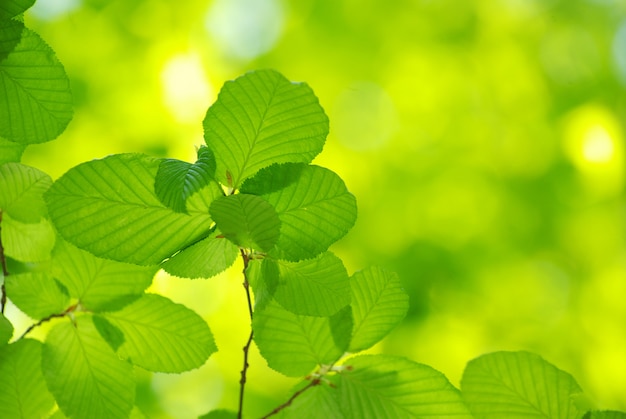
[0, 314, 13, 346]
[242, 163, 357, 261]
[43, 316, 135, 419]
[203, 69, 328, 188]
[254, 300, 351, 377]
[0, 339, 56, 419]
[210, 193, 281, 252]
[0, 162, 51, 222]
[52, 239, 157, 311]
[155, 146, 221, 213]
[161, 230, 239, 279]
[0, 20, 73, 144]
[349, 267, 408, 352]
[1, 213, 55, 262]
[461, 351, 584, 419]
[0, 138, 26, 164]
[0, 0, 36, 19]
[336, 354, 473, 418]
[102, 294, 217, 372]
[275, 382, 343, 419]
[45, 153, 213, 265]
[5, 272, 69, 319]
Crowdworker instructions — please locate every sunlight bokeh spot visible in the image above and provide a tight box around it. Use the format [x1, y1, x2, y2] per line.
[582, 125, 615, 164]
[29, 0, 79, 20]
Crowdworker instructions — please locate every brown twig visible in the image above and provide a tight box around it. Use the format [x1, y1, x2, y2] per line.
[260, 379, 322, 419]
[19, 303, 78, 340]
[238, 248, 254, 419]
[0, 211, 9, 314]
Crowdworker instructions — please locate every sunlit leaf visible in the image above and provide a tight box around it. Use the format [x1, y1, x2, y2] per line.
[241, 163, 357, 261]
[45, 153, 213, 265]
[102, 294, 217, 373]
[274, 382, 343, 419]
[349, 266, 408, 352]
[461, 351, 584, 419]
[161, 230, 239, 279]
[5, 272, 69, 319]
[336, 354, 473, 418]
[1, 213, 55, 262]
[203, 69, 328, 188]
[210, 193, 281, 252]
[0, 314, 13, 346]
[0, 20, 73, 144]
[253, 300, 351, 377]
[0, 0, 36, 19]
[0, 138, 25, 164]
[0, 162, 51, 222]
[43, 316, 135, 419]
[0, 339, 55, 419]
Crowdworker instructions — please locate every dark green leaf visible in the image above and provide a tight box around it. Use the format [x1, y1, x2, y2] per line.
[5, 272, 69, 319]
[0, 314, 13, 346]
[0, 162, 51, 222]
[198, 410, 238, 419]
[0, 0, 36, 19]
[584, 412, 626, 419]
[92, 315, 125, 352]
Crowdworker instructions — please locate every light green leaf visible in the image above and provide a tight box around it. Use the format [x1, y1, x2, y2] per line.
[5, 272, 69, 319]
[241, 163, 357, 261]
[0, 314, 13, 346]
[0, 339, 56, 419]
[198, 410, 238, 419]
[0, 138, 25, 164]
[336, 354, 473, 418]
[253, 300, 351, 377]
[161, 230, 239, 279]
[349, 267, 408, 352]
[154, 146, 221, 213]
[45, 153, 213, 265]
[210, 193, 281, 252]
[584, 412, 626, 419]
[0, 20, 73, 144]
[203, 69, 328, 188]
[0, 0, 36, 19]
[43, 316, 135, 419]
[102, 294, 217, 373]
[274, 382, 343, 419]
[52, 239, 157, 311]
[461, 351, 584, 419]
[1, 213, 55, 262]
[0, 162, 51, 222]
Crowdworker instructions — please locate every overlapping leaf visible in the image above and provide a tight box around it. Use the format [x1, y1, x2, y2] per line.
[0, 20, 73, 144]
[461, 351, 584, 419]
[1, 213, 55, 262]
[0, 339, 55, 419]
[349, 267, 408, 352]
[275, 382, 343, 419]
[0, 314, 13, 346]
[199, 410, 238, 419]
[45, 153, 213, 265]
[5, 272, 69, 319]
[102, 294, 217, 373]
[241, 163, 357, 261]
[203, 69, 328, 188]
[0, 137, 25, 164]
[336, 354, 473, 418]
[0, 0, 35, 19]
[0, 162, 51, 222]
[43, 316, 135, 419]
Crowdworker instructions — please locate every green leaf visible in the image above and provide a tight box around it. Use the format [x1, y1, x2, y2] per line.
[5, 272, 69, 319]
[203, 69, 329, 188]
[584, 412, 626, 419]
[0, 339, 56, 419]
[45, 153, 213, 265]
[161, 230, 239, 279]
[0, 137, 25, 164]
[253, 300, 351, 377]
[198, 410, 238, 419]
[274, 382, 343, 419]
[1, 213, 55, 262]
[262, 252, 351, 317]
[242, 163, 357, 261]
[102, 294, 217, 373]
[0, 0, 36, 19]
[0, 314, 13, 346]
[52, 239, 157, 311]
[0, 20, 73, 144]
[0, 162, 52, 222]
[154, 146, 221, 213]
[336, 354, 473, 418]
[461, 351, 584, 419]
[210, 193, 281, 252]
[349, 267, 409, 352]
[43, 316, 135, 419]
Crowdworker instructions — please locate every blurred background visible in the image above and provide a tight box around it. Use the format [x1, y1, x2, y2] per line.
[20, 0, 626, 417]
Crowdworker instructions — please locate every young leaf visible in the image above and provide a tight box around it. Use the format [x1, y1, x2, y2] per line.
[161, 230, 239, 279]
[461, 351, 584, 419]
[154, 146, 221, 213]
[0, 162, 51, 222]
[0, 0, 36, 19]
[203, 69, 328, 188]
[335, 354, 473, 418]
[45, 153, 213, 265]
[0, 314, 13, 346]
[43, 316, 135, 419]
[253, 300, 351, 377]
[0, 339, 56, 419]
[101, 294, 217, 373]
[241, 163, 357, 261]
[52, 239, 157, 311]
[5, 272, 69, 320]
[349, 267, 409, 352]
[210, 193, 281, 252]
[0, 20, 73, 144]
[1, 213, 55, 262]
[0, 137, 26, 164]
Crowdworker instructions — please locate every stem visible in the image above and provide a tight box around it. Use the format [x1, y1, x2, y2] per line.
[238, 249, 254, 419]
[0, 211, 9, 314]
[19, 303, 78, 340]
[260, 379, 321, 419]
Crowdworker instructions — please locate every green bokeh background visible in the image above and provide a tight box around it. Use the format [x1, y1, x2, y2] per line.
[19, 0, 626, 417]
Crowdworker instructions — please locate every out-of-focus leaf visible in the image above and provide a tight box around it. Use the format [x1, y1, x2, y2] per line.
[5, 272, 69, 319]
[583, 412, 626, 419]
[0, 162, 51, 223]
[1, 213, 55, 262]
[0, 314, 13, 346]
[0, 0, 36, 19]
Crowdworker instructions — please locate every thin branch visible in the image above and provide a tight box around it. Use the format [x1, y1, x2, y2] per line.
[260, 379, 322, 419]
[19, 303, 78, 340]
[238, 248, 254, 419]
[0, 210, 9, 314]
